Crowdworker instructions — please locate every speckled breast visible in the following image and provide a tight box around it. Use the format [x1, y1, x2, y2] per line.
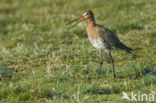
[89, 38, 108, 51]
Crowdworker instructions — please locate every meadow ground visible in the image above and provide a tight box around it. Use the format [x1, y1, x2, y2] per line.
[0, 0, 156, 102]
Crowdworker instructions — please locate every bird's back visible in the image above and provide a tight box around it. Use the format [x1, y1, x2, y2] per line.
[96, 25, 132, 53]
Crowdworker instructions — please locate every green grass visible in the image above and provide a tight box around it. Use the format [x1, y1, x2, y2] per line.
[0, 0, 156, 102]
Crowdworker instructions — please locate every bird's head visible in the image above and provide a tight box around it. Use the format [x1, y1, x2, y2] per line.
[82, 10, 94, 19]
[67, 10, 94, 29]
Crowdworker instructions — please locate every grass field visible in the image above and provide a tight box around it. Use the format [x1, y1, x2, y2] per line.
[0, 0, 156, 102]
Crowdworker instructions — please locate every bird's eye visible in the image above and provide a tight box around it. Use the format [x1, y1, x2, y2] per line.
[86, 13, 89, 15]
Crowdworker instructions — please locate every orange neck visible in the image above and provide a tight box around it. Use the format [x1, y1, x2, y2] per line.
[86, 16, 98, 40]
[87, 16, 96, 27]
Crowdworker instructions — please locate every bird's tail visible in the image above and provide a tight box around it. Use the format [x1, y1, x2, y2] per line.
[125, 48, 132, 53]
[119, 42, 132, 53]
[124, 46, 132, 53]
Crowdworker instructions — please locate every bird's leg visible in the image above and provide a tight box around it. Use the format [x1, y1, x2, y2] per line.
[109, 52, 116, 78]
[97, 50, 103, 79]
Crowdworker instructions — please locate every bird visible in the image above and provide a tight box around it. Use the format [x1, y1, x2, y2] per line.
[67, 10, 132, 78]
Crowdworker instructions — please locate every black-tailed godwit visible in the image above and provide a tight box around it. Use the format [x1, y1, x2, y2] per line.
[67, 10, 132, 78]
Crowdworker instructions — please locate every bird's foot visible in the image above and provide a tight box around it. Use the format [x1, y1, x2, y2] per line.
[113, 74, 117, 78]
[97, 75, 100, 79]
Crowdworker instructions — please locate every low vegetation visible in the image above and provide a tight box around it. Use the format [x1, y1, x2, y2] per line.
[0, 0, 155, 102]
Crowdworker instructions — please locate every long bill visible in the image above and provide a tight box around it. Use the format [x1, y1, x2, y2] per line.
[67, 16, 85, 29]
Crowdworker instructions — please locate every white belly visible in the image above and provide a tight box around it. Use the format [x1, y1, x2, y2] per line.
[89, 38, 108, 51]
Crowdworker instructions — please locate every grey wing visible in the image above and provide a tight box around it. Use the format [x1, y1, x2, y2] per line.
[98, 26, 132, 52]
[97, 26, 113, 50]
